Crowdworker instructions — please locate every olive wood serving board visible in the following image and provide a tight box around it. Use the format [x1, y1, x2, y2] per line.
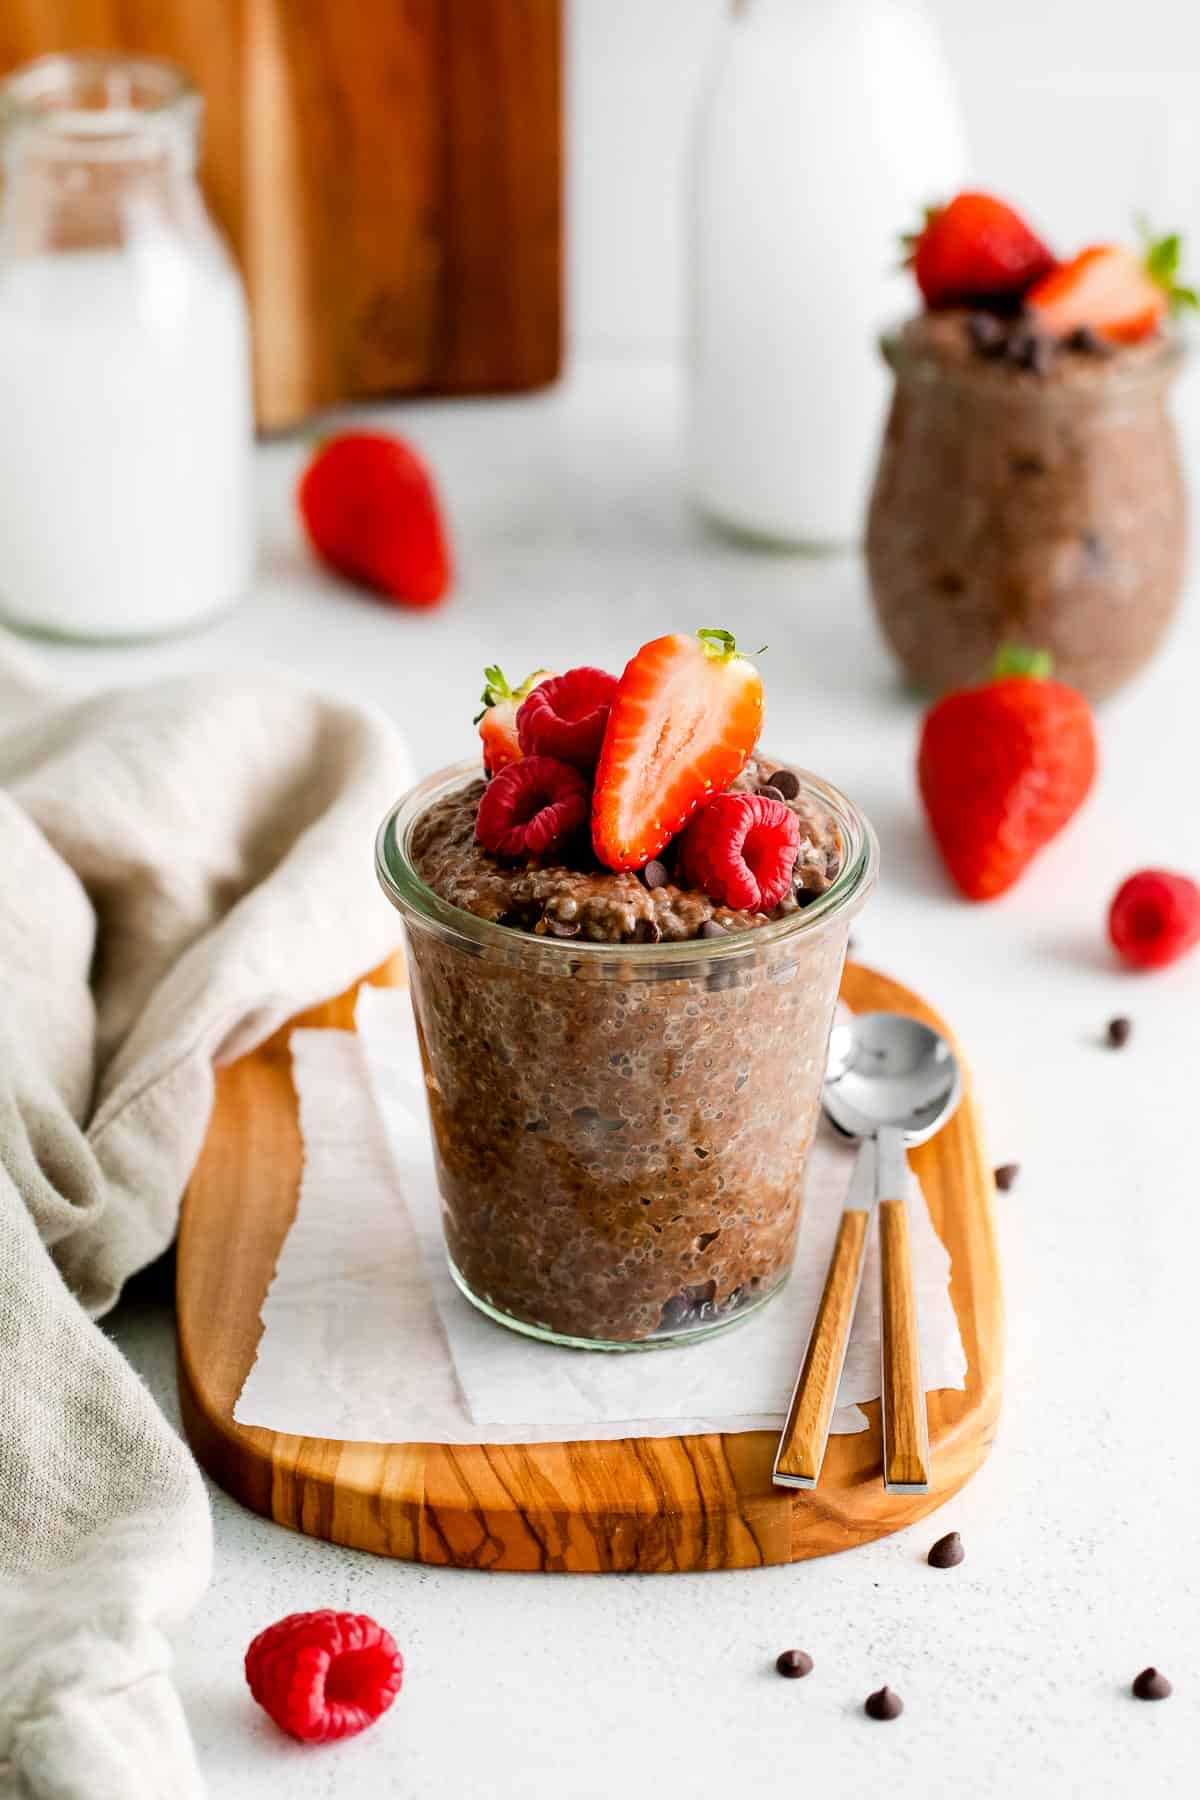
[177, 958, 1002, 1572]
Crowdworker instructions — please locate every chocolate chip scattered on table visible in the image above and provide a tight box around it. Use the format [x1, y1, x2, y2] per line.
[864, 1686, 903, 1721]
[1106, 1016, 1133, 1048]
[928, 1530, 964, 1568]
[1132, 1667, 1172, 1701]
[775, 1649, 813, 1679]
[994, 1163, 1020, 1191]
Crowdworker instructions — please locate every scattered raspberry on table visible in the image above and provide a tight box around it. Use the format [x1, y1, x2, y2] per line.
[245, 1609, 404, 1744]
[1108, 869, 1200, 970]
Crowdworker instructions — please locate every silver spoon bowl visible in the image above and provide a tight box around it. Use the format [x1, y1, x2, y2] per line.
[823, 1012, 961, 1148]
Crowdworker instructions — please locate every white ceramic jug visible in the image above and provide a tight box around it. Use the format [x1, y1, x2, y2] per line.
[686, 0, 968, 548]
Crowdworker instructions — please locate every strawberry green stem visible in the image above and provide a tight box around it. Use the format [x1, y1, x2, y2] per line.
[993, 645, 1053, 681]
[474, 663, 547, 723]
[697, 628, 748, 662]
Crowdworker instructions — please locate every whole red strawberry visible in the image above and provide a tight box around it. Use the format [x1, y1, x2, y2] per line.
[298, 431, 452, 608]
[245, 1609, 403, 1744]
[1108, 869, 1200, 970]
[918, 648, 1097, 901]
[908, 191, 1055, 310]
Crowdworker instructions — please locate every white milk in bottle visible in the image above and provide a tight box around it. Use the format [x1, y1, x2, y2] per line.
[0, 54, 254, 640]
[687, 0, 968, 547]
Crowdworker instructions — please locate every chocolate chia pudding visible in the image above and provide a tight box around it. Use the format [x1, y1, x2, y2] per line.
[377, 759, 877, 1347]
[865, 310, 1187, 701]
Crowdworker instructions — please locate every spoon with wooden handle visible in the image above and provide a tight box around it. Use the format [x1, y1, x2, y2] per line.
[772, 1138, 875, 1489]
[773, 1011, 962, 1494]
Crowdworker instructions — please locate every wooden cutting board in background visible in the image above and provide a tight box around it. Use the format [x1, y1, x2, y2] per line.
[0, 1, 563, 428]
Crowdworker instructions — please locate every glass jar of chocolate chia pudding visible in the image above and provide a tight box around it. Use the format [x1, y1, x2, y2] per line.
[865, 313, 1187, 701]
[377, 761, 877, 1350]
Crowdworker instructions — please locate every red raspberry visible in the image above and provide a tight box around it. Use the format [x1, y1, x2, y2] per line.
[1108, 868, 1200, 970]
[244, 1610, 403, 1744]
[676, 792, 799, 912]
[516, 666, 618, 770]
[475, 755, 590, 860]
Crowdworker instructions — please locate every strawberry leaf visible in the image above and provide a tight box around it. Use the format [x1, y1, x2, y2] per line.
[474, 664, 548, 723]
[899, 202, 942, 270]
[475, 664, 514, 722]
[697, 627, 740, 660]
[993, 645, 1053, 681]
[1137, 219, 1196, 314]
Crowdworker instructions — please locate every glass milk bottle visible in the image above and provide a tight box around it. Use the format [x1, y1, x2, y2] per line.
[0, 53, 254, 640]
[687, 0, 968, 547]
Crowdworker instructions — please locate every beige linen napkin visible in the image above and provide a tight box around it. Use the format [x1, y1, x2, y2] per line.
[0, 634, 408, 1799]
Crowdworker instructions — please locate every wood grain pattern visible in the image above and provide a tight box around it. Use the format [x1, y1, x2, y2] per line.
[0, 1, 563, 428]
[879, 1196, 932, 1494]
[773, 1207, 869, 1489]
[176, 959, 1003, 1573]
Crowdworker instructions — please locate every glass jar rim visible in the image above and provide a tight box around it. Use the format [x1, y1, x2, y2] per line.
[880, 317, 1186, 398]
[0, 53, 200, 161]
[376, 759, 879, 969]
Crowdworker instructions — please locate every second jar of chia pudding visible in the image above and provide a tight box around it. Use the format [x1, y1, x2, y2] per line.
[377, 747, 877, 1351]
[866, 312, 1187, 701]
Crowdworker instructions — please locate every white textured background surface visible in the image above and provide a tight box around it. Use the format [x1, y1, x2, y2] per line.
[32, 4, 1200, 1792]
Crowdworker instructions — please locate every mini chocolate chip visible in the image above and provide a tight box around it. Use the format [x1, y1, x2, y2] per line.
[1132, 1667, 1172, 1701]
[1067, 324, 1111, 356]
[1007, 323, 1053, 375]
[1006, 323, 1034, 365]
[634, 917, 663, 944]
[864, 1686, 903, 1721]
[643, 859, 669, 890]
[769, 767, 801, 800]
[794, 885, 822, 908]
[1010, 452, 1045, 476]
[546, 918, 580, 938]
[775, 1649, 813, 1679]
[994, 1163, 1020, 1191]
[1027, 334, 1054, 376]
[757, 784, 786, 804]
[700, 919, 728, 939]
[967, 311, 1007, 357]
[935, 570, 966, 595]
[1107, 1015, 1133, 1048]
[658, 1294, 690, 1331]
[928, 1530, 964, 1568]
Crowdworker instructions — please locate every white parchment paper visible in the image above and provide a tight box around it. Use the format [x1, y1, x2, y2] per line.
[234, 987, 966, 1444]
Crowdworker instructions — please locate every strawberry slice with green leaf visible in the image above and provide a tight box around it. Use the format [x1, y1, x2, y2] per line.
[475, 665, 553, 775]
[1026, 224, 1197, 344]
[592, 629, 764, 871]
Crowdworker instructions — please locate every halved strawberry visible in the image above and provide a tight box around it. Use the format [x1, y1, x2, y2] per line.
[1026, 230, 1197, 344]
[475, 665, 553, 775]
[591, 630, 764, 872]
[906, 192, 1055, 310]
